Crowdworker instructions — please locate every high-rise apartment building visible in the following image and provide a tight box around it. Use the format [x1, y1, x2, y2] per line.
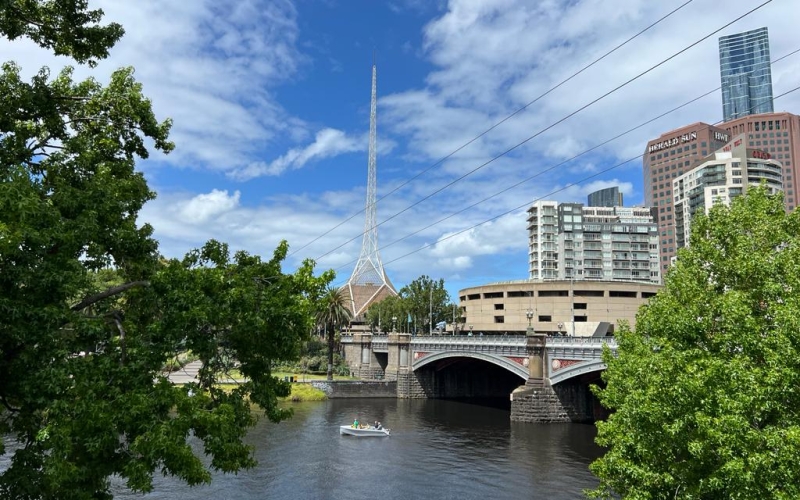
[642, 123, 731, 272]
[527, 201, 660, 284]
[719, 27, 774, 122]
[587, 186, 623, 207]
[673, 136, 783, 250]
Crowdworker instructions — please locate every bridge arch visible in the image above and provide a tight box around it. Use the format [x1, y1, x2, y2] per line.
[413, 351, 529, 380]
[549, 359, 607, 385]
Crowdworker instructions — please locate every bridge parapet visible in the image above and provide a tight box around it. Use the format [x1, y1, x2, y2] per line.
[547, 337, 616, 362]
[411, 335, 527, 356]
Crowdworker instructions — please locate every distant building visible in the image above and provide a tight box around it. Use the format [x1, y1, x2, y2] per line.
[719, 27, 774, 122]
[527, 201, 660, 284]
[673, 135, 783, 250]
[587, 186, 623, 207]
[720, 112, 800, 212]
[642, 122, 732, 273]
[458, 280, 661, 336]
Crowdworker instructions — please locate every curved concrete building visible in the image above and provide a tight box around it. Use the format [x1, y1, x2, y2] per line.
[458, 280, 662, 336]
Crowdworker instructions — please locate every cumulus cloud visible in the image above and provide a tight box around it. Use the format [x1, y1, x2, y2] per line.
[178, 189, 241, 224]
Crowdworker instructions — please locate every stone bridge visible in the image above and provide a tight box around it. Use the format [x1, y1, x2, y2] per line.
[341, 332, 617, 423]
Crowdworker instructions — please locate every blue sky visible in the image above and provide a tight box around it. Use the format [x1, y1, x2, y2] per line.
[4, 0, 799, 300]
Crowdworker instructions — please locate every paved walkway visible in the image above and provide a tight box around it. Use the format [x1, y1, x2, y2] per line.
[166, 360, 245, 385]
[167, 360, 202, 384]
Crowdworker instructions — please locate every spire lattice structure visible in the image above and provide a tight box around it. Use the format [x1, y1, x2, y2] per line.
[344, 62, 396, 319]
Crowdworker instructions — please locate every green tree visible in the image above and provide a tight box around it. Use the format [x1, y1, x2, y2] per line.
[315, 286, 353, 381]
[365, 294, 404, 332]
[0, 2, 334, 497]
[398, 275, 451, 334]
[590, 187, 800, 499]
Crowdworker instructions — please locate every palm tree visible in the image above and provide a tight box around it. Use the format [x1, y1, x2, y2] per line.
[316, 286, 353, 381]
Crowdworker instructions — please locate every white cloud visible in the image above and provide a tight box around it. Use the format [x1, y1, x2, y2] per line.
[179, 189, 241, 224]
[428, 212, 527, 260]
[231, 128, 365, 180]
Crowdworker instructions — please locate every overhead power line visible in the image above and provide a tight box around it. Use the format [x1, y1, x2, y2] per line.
[368, 84, 800, 276]
[314, 0, 773, 263]
[288, 0, 696, 258]
[326, 46, 800, 276]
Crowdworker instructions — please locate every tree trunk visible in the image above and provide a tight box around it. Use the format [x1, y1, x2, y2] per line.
[327, 322, 334, 381]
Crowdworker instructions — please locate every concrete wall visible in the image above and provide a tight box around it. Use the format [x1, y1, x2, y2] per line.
[309, 380, 396, 399]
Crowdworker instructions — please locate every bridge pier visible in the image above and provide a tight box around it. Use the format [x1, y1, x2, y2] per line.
[510, 329, 595, 422]
[342, 333, 389, 379]
[385, 331, 411, 383]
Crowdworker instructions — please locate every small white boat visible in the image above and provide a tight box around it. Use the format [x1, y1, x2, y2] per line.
[339, 425, 390, 437]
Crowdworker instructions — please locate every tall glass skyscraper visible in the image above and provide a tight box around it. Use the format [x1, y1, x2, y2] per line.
[719, 27, 774, 122]
[587, 186, 623, 207]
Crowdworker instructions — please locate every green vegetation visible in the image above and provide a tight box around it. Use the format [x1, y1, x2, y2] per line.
[275, 337, 351, 378]
[0, 3, 334, 498]
[590, 187, 800, 499]
[215, 380, 328, 402]
[283, 383, 327, 402]
[316, 286, 353, 381]
[365, 275, 458, 333]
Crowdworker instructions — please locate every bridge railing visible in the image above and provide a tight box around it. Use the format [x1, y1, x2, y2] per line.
[546, 337, 617, 348]
[411, 335, 526, 346]
[341, 334, 617, 348]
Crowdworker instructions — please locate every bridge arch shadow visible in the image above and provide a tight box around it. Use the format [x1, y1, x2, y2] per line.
[410, 352, 527, 402]
[413, 351, 529, 380]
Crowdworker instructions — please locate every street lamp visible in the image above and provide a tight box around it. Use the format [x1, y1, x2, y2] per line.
[526, 309, 534, 328]
[557, 322, 564, 336]
[469, 324, 473, 336]
[391, 316, 397, 333]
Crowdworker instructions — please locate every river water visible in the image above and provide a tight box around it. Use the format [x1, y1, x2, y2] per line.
[107, 399, 603, 500]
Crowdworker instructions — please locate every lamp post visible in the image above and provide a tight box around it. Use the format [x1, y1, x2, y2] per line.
[469, 324, 473, 336]
[391, 316, 397, 333]
[429, 286, 433, 336]
[526, 309, 534, 328]
[558, 322, 564, 336]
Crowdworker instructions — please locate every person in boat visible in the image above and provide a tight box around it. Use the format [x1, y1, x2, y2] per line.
[376, 422, 383, 430]
[353, 418, 359, 428]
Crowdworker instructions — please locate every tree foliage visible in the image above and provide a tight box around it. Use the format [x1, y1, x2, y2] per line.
[364, 294, 404, 332]
[364, 275, 451, 333]
[315, 287, 352, 381]
[590, 187, 800, 499]
[0, 0, 124, 66]
[0, 2, 333, 498]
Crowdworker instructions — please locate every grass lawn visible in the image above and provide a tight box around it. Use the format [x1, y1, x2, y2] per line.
[213, 369, 358, 403]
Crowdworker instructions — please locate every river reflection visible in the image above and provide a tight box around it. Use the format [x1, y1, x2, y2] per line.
[104, 399, 601, 499]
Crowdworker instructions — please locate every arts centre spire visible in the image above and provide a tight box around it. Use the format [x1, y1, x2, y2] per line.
[343, 61, 397, 319]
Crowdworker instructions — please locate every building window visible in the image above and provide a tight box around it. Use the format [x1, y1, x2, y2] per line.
[538, 315, 552, 322]
[494, 303, 504, 310]
[494, 316, 504, 324]
[574, 303, 587, 310]
[574, 316, 588, 322]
